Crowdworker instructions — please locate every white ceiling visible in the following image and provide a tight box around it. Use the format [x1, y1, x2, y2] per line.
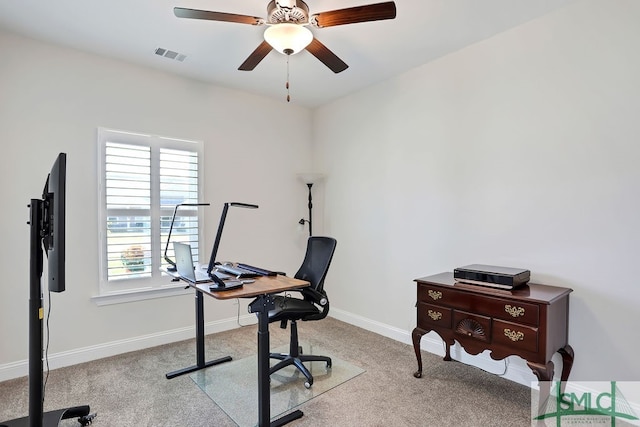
[0, 0, 574, 108]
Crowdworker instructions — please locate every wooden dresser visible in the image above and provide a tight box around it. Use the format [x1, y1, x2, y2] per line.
[411, 272, 574, 385]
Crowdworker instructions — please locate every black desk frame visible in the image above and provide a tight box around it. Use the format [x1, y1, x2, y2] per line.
[249, 294, 304, 427]
[165, 290, 232, 379]
[165, 274, 307, 427]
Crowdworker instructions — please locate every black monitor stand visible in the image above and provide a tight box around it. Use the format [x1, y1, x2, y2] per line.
[1, 200, 93, 427]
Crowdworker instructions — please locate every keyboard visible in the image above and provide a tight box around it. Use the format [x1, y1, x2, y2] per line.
[215, 264, 259, 279]
[237, 263, 277, 276]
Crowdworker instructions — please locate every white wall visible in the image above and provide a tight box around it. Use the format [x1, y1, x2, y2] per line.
[0, 32, 313, 372]
[314, 0, 640, 382]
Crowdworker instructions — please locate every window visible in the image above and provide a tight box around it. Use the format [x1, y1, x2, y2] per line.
[96, 128, 205, 302]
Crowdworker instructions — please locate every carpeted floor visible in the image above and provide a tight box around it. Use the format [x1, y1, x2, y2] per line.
[0, 317, 535, 426]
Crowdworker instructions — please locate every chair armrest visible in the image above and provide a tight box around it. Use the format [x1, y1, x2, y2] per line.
[301, 288, 330, 321]
[302, 287, 327, 305]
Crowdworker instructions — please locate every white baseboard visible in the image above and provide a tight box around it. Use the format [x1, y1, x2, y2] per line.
[0, 313, 257, 382]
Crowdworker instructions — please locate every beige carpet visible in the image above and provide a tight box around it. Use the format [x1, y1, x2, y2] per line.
[0, 317, 535, 426]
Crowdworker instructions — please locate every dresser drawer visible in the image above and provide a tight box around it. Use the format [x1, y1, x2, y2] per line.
[418, 285, 540, 328]
[486, 298, 539, 326]
[492, 319, 538, 353]
[417, 302, 452, 330]
[453, 310, 492, 342]
[417, 285, 471, 311]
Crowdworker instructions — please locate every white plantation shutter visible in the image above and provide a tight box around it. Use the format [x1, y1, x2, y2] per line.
[97, 128, 205, 296]
[159, 148, 204, 263]
[105, 142, 152, 280]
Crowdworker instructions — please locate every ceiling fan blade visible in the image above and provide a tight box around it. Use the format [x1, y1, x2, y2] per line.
[311, 1, 396, 28]
[174, 7, 263, 25]
[238, 41, 273, 71]
[305, 38, 348, 74]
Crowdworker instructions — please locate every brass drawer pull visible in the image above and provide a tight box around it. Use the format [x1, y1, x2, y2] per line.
[427, 310, 442, 321]
[504, 305, 525, 318]
[428, 290, 442, 300]
[504, 328, 524, 342]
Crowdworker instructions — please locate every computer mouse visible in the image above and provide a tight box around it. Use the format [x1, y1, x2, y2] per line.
[223, 262, 233, 266]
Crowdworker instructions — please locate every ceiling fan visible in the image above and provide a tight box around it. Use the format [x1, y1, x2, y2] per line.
[174, 1, 397, 74]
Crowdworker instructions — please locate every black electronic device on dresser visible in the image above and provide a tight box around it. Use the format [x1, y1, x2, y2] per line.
[453, 264, 530, 289]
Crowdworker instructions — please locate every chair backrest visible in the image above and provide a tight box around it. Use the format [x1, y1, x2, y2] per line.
[294, 236, 337, 294]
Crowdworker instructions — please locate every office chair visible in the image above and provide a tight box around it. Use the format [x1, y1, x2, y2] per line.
[268, 236, 337, 388]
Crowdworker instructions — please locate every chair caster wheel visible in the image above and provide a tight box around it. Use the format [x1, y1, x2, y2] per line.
[304, 381, 312, 389]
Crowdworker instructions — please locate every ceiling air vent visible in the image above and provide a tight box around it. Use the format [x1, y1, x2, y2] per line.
[155, 48, 186, 62]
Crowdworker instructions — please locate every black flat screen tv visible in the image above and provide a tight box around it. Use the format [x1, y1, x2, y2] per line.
[42, 152, 66, 293]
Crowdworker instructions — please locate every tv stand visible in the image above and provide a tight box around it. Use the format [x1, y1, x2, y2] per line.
[1, 200, 92, 427]
[1, 406, 93, 427]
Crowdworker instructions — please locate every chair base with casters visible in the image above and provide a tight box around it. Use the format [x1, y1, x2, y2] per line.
[269, 317, 332, 388]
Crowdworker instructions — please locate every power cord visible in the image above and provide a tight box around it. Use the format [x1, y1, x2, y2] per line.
[277, 292, 292, 310]
[441, 341, 509, 376]
[43, 289, 52, 403]
[236, 298, 250, 327]
[501, 359, 509, 376]
[43, 292, 98, 426]
[235, 292, 292, 327]
[78, 412, 97, 425]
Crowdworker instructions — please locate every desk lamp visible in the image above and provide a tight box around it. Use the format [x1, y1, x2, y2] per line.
[163, 203, 210, 271]
[206, 202, 259, 276]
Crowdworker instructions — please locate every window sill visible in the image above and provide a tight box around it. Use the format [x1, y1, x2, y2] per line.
[91, 283, 193, 306]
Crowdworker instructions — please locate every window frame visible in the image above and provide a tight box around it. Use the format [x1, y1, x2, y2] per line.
[93, 127, 206, 305]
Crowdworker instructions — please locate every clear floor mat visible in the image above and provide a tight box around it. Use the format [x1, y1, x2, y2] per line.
[191, 343, 365, 427]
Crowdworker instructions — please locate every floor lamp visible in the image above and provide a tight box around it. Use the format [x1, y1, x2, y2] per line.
[297, 173, 324, 237]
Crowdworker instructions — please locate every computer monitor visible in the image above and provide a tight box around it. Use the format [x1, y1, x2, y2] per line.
[42, 152, 66, 293]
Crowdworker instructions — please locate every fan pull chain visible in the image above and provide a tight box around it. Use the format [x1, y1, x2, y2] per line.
[286, 52, 291, 103]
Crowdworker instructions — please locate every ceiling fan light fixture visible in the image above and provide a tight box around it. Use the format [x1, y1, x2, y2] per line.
[264, 23, 312, 55]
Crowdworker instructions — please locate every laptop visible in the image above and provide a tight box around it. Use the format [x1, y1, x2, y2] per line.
[173, 242, 244, 291]
[173, 242, 214, 284]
